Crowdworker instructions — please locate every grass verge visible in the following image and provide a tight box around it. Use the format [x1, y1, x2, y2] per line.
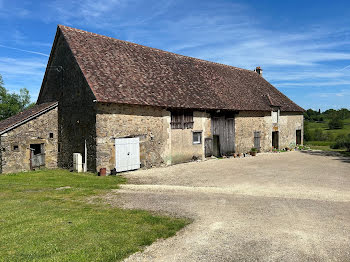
[305, 144, 350, 157]
[0, 169, 190, 261]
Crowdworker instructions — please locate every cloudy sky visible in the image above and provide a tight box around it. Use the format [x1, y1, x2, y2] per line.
[0, 0, 350, 110]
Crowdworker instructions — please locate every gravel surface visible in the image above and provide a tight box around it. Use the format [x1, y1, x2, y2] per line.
[105, 151, 350, 261]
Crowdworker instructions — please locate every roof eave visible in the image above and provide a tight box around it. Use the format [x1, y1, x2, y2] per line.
[0, 102, 58, 135]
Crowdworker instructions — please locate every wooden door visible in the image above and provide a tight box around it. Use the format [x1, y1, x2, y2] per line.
[211, 115, 235, 155]
[205, 138, 213, 157]
[296, 130, 302, 145]
[254, 131, 261, 152]
[272, 131, 279, 149]
[115, 137, 140, 172]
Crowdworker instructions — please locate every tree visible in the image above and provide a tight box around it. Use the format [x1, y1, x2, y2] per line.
[338, 108, 350, 120]
[303, 121, 313, 141]
[328, 113, 344, 130]
[0, 74, 32, 121]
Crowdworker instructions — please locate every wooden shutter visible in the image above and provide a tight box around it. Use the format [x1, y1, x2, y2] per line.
[171, 110, 193, 129]
[254, 131, 261, 151]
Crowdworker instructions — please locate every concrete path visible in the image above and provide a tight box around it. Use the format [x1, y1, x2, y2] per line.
[106, 151, 350, 261]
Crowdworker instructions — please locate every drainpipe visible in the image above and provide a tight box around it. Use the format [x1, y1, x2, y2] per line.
[84, 140, 87, 172]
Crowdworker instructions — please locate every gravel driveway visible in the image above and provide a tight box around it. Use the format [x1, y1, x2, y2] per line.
[106, 151, 350, 261]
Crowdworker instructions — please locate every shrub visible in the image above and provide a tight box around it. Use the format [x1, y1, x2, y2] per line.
[250, 147, 258, 152]
[328, 116, 344, 130]
[331, 134, 350, 151]
[313, 128, 327, 141]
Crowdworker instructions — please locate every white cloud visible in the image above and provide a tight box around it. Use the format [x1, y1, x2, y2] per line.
[0, 57, 46, 76]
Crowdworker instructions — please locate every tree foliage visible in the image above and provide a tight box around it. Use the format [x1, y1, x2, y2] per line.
[331, 134, 350, 151]
[0, 74, 33, 121]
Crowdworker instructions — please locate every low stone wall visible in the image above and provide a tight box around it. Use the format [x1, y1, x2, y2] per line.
[95, 103, 171, 172]
[0, 107, 58, 174]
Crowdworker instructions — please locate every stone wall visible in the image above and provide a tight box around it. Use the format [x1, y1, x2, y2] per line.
[96, 103, 171, 172]
[0, 107, 58, 174]
[37, 31, 97, 171]
[235, 111, 272, 153]
[279, 112, 304, 148]
[171, 111, 210, 164]
[235, 111, 303, 153]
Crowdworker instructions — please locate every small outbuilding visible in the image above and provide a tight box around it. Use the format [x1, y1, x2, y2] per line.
[0, 25, 304, 174]
[0, 102, 58, 173]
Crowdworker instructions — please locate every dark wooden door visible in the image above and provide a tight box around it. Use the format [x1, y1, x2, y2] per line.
[272, 131, 279, 149]
[296, 130, 302, 145]
[205, 138, 213, 157]
[212, 135, 220, 157]
[211, 115, 235, 155]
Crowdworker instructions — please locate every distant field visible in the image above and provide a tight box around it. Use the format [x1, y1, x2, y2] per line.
[307, 118, 350, 138]
[305, 118, 350, 155]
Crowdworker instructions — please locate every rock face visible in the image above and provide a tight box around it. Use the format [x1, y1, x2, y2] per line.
[0, 107, 58, 174]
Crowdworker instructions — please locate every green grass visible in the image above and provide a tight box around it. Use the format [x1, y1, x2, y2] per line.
[0, 169, 190, 261]
[305, 141, 333, 146]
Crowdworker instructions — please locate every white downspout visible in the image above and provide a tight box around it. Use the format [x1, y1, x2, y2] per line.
[84, 140, 87, 172]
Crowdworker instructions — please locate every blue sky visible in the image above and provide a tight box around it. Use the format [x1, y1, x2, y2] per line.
[0, 0, 350, 110]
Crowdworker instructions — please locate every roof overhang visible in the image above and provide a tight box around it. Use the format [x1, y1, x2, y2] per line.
[0, 102, 58, 135]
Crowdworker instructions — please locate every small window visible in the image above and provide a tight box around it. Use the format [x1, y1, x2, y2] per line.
[13, 145, 19, 151]
[193, 132, 202, 144]
[272, 110, 279, 123]
[49, 133, 54, 139]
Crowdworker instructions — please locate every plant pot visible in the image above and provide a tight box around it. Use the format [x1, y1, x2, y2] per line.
[250, 151, 257, 156]
[99, 168, 107, 176]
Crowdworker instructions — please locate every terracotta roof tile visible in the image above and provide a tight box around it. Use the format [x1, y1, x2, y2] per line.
[0, 102, 58, 134]
[58, 25, 304, 112]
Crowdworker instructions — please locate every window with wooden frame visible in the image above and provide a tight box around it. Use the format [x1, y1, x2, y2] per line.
[171, 110, 194, 129]
[192, 131, 202, 144]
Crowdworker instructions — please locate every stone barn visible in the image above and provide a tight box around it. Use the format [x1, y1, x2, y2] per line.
[0, 25, 304, 174]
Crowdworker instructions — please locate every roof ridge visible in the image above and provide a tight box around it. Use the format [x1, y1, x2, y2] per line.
[56, 25, 304, 112]
[58, 24, 255, 74]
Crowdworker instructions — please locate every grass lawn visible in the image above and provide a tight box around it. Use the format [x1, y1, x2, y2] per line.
[0, 169, 189, 261]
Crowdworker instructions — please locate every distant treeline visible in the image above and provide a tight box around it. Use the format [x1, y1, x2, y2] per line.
[304, 108, 350, 123]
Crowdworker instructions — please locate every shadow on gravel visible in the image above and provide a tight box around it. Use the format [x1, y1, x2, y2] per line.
[300, 150, 350, 164]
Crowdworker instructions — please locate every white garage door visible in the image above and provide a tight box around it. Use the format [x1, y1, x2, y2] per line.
[115, 137, 140, 172]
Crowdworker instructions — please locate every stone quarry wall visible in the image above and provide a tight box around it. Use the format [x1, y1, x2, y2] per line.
[171, 111, 211, 164]
[37, 31, 97, 171]
[0, 107, 58, 174]
[96, 103, 171, 172]
[235, 111, 303, 153]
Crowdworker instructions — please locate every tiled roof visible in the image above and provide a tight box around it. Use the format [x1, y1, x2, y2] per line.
[0, 102, 58, 134]
[58, 25, 304, 112]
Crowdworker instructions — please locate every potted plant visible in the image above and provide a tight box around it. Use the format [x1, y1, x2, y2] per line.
[250, 147, 258, 156]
